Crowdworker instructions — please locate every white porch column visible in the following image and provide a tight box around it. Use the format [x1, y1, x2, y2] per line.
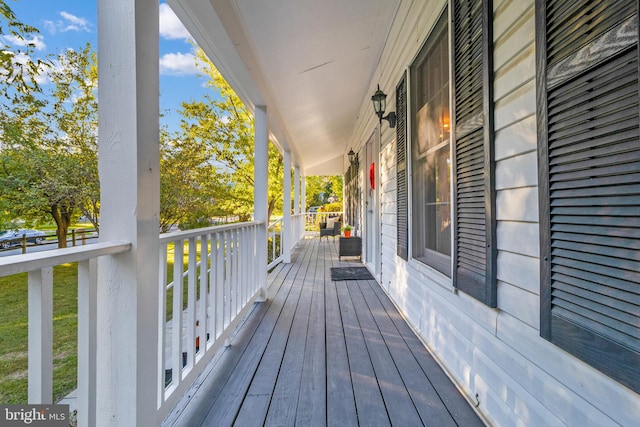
[293, 165, 300, 243]
[97, 1, 159, 425]
[301, 174, 306, 213]
[254, 106, 268, 298]
[282, 151, 292, 263]
[294, 165, 300, 215]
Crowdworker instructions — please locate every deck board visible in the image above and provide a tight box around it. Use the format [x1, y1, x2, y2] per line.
[337, 279, 391, 426]
[264, 239, 316, 426]
[171, 238, 485, 427]
[348, 279, 424, 426]
[295, 239, 327, 425]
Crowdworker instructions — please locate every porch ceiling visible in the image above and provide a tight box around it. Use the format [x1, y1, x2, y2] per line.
[169, 0, 400, 175]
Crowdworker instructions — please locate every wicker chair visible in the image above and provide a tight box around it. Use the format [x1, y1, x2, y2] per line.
[319, 219, 342, 240]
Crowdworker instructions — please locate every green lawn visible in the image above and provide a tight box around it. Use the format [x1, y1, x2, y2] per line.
[0, 264, 78, 404]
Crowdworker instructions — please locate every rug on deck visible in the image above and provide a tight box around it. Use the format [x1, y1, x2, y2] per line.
[330, 267, 374, 281]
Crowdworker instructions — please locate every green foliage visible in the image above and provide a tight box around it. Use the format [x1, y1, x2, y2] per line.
[0, 0, 50, 102]
[166, 48, 284, 227]
[0, 44, 98, 246]
[159, 127, 226, 232]
[305, 175, 343, 210]
[322, 202, 343, 212]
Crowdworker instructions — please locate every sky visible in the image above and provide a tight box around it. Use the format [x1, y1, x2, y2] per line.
[5, 0, 209, 131]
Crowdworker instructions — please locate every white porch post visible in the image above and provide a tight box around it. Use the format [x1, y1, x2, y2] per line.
[254, 106, 268, 298]
[294, 165, 300, 215]
[301, 174, 306, 213]
[282, 151, 292, 263]
[293, 165, 300, 244]
[97, 0, 159, 425]
[27, 268, 53, 404]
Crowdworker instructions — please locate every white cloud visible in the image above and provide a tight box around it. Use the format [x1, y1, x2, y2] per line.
[59, 12, 91, 32]
[44, 11, 91, 34]
[159, 52, 197, 76]
[159, 3, 191, 41]
[1, 34, 46, 51]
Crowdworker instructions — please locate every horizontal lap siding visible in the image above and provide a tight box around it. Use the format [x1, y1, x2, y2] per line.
[493, 0, 633, 425]
[366, 0, 640, 425]
[493, 1, 640, 422]
[380, 140, 397, 293]
[493, 0, 539, 310]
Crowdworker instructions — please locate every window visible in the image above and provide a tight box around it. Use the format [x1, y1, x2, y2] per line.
[537, 0, 640, 393]
[451, 0, 496, 306]
[410, 10, 451, 276]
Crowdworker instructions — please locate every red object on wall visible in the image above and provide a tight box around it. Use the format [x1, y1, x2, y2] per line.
[369, 162, 375, 189]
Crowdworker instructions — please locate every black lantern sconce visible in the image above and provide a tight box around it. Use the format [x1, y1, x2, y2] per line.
[371, 84, 396, 128]
[348, 148, 359, 170]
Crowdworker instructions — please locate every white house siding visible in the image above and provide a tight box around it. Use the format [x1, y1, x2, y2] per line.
[356, 0, 640, 426]
[379, 139, 398, 295]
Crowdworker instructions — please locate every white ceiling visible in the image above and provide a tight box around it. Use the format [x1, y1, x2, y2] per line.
[170, 0, 400, 175]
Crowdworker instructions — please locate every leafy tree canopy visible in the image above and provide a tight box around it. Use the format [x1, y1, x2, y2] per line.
[305, 175, 343, 210]
[0, 0, 49, 103]
[165, 47, 284, 228]
[0, 44, 97, 246]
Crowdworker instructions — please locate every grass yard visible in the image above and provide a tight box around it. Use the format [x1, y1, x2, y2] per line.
[0, 264, 78, 404]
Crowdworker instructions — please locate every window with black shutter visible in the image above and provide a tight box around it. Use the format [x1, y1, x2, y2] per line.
[410, 10, 451, 276]
[396, 73, 408, 260]
[537, 0, 640, 393]
[451, 0, 496, 306]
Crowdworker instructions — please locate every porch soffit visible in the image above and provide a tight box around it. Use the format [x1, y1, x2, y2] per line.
[170, 0, 400, 175]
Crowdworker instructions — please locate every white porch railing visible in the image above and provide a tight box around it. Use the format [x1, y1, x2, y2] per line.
[0, 219, 305, 425]
[157, 221, 263, 421]
[267, 214, 306, 269]
[292, 213, 305, 245]
[267, 218, 283, 270]
[0, 241, 131, 427]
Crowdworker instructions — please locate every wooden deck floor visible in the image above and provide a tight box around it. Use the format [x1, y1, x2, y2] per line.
[170, 237, 484, 426]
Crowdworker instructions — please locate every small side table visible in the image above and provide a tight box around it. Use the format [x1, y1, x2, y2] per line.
[339, 236, 362, 260]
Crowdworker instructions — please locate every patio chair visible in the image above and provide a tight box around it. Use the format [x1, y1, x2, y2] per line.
[319, 218, 342, 240]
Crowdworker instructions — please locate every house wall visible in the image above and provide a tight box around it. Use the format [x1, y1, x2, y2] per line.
[354, 0, 640, 425]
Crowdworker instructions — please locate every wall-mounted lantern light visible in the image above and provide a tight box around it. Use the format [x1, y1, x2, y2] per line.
[348, 148, 359, 169]
[371, 84, 396, 128]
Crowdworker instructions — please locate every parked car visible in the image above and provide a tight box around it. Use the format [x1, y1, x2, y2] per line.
[0, 229, 46, 249]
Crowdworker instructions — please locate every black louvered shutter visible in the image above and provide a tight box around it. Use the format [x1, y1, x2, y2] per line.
[452, 0, 496, 306]
[396, 73, 408, 260]
[537, 0, 640, 393]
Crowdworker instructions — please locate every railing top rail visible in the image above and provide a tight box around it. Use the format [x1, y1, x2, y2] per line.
[268, 217, 283, 228]
[159, 221, 263, 243]
[0, 240, 131, 278]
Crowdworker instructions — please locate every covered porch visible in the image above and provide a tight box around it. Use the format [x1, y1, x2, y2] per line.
[163, 237, 484, 426]
[0, 0, 490, 425]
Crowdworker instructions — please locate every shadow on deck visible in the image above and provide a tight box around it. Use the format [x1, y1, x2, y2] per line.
[164, 237, 485, 426]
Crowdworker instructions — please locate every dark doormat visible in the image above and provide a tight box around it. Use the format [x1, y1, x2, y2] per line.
[330, 267, 374, 281]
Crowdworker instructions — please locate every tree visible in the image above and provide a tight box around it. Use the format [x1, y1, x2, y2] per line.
[176, 48, 284, 226]
[305, 175, 343, 209]
[0, 44, 98, 247]
[159, 128, 227, 232]
[0, 0, 48, 102]
[48, 44, 99, 235]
